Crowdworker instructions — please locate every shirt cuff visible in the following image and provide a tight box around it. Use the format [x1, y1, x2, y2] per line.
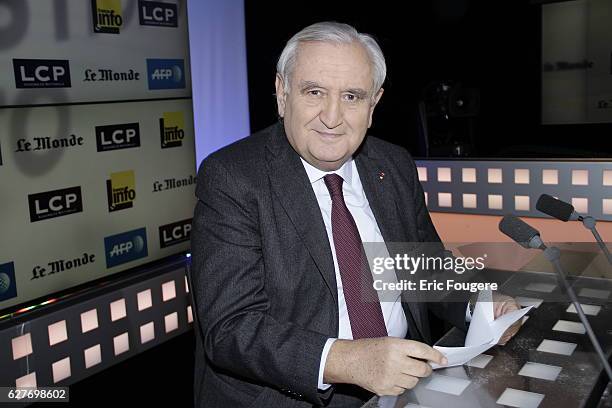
[318, 338, 337, 390]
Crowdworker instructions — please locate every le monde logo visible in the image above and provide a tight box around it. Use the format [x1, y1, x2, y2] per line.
[31, 253, 96, 280]
[84, 67, 140, 82]
[16, 134, 84, 153]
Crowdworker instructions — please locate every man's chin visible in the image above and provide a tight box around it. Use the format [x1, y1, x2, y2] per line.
[310, 156, 349, 171]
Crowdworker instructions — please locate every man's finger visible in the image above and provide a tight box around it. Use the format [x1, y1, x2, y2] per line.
[399, 359, 433, 378]
[403, 341, 448, 365]
[395, 374, 419, 390]
[492, 293, 521, 318]
[498, 322, 521, 345]
[383, 386, 406, 397]
[501, 300, 520, 315]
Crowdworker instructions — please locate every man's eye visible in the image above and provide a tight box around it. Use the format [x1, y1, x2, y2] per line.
[344, 94, 358, 102]
[307, 90, 322, 96]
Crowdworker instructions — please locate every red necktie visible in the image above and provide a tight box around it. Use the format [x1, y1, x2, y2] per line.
[324, 174, 388, 339]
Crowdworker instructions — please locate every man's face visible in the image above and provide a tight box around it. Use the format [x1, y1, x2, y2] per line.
[275, 41, 383, 171]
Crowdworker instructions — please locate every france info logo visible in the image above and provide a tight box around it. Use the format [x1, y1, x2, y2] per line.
[104, 228, 148, 268]
[106, 170, 136, 212]
[159, 111, 185, 148]
[146, 59, 185, 89]
[92, 0, 123, 34]
[0, 262, 17, 302]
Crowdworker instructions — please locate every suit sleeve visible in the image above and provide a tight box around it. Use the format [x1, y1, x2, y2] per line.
[403, 151, 469, 332]
[191, 155, 331, 405]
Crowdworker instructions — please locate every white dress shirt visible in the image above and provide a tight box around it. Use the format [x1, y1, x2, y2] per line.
[299, 158, 408, 390]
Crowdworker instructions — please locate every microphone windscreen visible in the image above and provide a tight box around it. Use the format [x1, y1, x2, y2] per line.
[499, 214, 540, 248]
[536, 194, 573, 221]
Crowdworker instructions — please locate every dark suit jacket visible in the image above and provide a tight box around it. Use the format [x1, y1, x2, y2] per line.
[190, 122, 468, 408]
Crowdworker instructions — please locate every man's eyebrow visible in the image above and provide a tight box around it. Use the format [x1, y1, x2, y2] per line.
[344, 88, 368, 98]
[297, 81, 369, 98]
[298, 80, 322, 90]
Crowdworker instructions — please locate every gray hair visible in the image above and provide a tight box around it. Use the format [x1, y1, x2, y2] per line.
[276, 22, 386, 97]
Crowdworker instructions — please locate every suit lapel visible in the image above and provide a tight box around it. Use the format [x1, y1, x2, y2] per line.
[265, 124, 339, 311]
[355, 151, 401, 245]
[355, 141, 427, 341]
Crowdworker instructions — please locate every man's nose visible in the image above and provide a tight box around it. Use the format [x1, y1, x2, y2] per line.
[319, 97, 343, 129]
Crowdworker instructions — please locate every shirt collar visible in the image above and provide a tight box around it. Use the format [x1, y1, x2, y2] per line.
[300, 157, 354, 186]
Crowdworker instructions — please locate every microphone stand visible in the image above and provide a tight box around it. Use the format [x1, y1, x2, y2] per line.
[578, 215, 612, 266]
[542, 245, 612, 382]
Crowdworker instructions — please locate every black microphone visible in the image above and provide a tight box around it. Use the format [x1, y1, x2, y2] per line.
[498, 215, 612, 383]
[536, 194, 577, 221]
[499, 214, 545, 249]
[536, 194, 611, 265]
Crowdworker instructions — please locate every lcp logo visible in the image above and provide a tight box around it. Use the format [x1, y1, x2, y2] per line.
[28, 186, 83, 222]
[159, 218, 192, 248]
[139, 0, 177, 27]
[13, 59, 71, 88]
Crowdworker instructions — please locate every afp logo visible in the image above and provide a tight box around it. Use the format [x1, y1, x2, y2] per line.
[0, 262, 17, 302]
[96, 123, 141, 152]
[139, 0, 177, 27]
[13, 59, 71, 88]
[92, 0, 123, 34]
[159, 111, 185, 148]
[104, 228, 148, 268]
[147, 59, 185, 89]
[106, 170, 136, 212]
[28, 186, 83, 222]
[159, 218, 192, 248]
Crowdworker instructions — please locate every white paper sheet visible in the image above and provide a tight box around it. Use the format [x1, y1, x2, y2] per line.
[431, 290, 533, 369]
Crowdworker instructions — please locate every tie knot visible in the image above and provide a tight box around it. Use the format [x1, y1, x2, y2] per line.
[324, 173, 344, 198]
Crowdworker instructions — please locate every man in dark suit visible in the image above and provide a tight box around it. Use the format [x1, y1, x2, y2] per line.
[191, 22, 520, 407]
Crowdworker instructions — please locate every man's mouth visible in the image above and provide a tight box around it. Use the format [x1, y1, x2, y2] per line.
[314, 130, 343, 138]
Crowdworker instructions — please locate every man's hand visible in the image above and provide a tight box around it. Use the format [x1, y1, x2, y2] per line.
[323, 337, 447, 396]
[492, 292, 522, 345]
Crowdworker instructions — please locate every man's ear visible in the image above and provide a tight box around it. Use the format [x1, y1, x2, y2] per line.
[275, 74, 287, 118]
[367, 87, 384, 128]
